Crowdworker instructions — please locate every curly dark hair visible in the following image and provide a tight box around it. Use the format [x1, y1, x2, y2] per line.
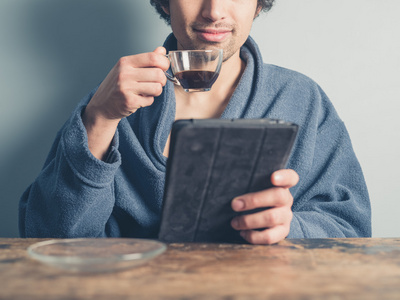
[150, 0, 275, 25]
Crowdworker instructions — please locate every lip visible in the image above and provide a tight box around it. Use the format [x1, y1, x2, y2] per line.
[194, 28, 231, 43]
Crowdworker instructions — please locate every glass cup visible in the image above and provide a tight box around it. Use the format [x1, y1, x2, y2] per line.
[165, 49, 223, 92]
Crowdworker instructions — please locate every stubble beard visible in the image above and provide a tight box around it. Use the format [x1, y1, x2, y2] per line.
[178, 22, 240, 63]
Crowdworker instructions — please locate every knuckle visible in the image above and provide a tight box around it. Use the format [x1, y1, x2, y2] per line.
[283, 224, 291, 237]
[236, 216, 247, 229]
[138, 96, 153, 106]
[244, 232, 255, 244]
[246, 230, 272, 245]
[275, 187, 287, 200]
[291, 169, 300, 184]
[126, 97, 153, 112]
[153, 69, 165, 85]
[287, 194, 294, 206]
[155, 83, 164, 95]
[148, 52, 161, 66]
[149, 83, 163, 96]
[262, 231, 275, 245]
[118, 56, 130, 66]
[288, 210, 293, 222]
[144, 97, 155, 106]
[264, 211, 277, 225]
[117, 71, 130, 87]
[157, 69, 167, 84]
[247, 194, 261, 209]
[273, 188, 290, 205]
[161, 75, 167, 86]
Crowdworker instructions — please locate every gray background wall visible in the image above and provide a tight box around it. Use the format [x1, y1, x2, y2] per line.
[1, 0, 399, 238]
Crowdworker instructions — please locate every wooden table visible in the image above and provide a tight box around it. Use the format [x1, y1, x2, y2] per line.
[1, 238, 400, 299]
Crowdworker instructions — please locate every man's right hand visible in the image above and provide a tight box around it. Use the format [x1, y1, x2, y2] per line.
[82, 47, 170, 160]
[87, 46, 169, 119]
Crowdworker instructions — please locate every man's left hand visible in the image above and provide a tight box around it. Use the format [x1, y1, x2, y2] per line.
[230, 169, 299, 245]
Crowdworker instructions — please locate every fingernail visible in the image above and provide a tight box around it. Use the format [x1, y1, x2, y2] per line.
[272, 172, 282, 182]
[232, 199, 245, 211]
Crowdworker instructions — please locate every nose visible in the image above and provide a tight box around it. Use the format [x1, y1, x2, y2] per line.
[201, 0, 227, 22]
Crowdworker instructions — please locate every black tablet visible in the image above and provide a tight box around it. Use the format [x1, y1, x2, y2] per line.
[158, 118, 298, 243]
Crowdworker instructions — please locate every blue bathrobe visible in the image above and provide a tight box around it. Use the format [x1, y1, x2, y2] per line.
[19, 34, 371, 239]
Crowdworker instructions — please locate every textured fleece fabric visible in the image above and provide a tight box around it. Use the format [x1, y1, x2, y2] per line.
[19, 34, 371, 239]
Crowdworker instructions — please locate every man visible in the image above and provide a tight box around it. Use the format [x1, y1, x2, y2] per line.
[19, 0, 371, 244]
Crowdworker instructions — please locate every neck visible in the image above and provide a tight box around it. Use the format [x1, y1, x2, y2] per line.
[174, 51, 245, 119]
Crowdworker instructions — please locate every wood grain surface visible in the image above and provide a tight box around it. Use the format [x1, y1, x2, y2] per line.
[1, 238, 400, 300]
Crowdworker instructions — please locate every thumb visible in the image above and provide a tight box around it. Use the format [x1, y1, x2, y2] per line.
[153, 46, 167, 55]
[271, 169, 299, 189]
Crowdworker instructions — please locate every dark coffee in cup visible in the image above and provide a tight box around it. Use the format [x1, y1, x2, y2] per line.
[174, 70, 219, 90]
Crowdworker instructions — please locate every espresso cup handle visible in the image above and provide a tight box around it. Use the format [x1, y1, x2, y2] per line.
[165, 71, 180, 85]
[164, 55, 180, 85]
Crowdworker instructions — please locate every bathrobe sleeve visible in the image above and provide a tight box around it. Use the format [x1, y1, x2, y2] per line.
[19, 88, 123, 238]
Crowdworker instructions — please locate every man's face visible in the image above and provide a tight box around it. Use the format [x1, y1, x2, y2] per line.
[164, 0, 261, 62]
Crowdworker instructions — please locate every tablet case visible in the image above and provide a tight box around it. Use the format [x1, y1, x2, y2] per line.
[159, 119, 298, 243]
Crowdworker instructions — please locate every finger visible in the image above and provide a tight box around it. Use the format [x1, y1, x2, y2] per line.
[271, 169, 299, 188]
[131, 68, 167, 86]
[128, 82, 164, 98]
[122, 95, 155, 115]
[113, 94, 155, 118]
[231, 206, 292, 230]
[153, 46, 167, 55]
[231, 187, 293, 212]
[240, 225, 290, 245]
[119, 52, 169, 71]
